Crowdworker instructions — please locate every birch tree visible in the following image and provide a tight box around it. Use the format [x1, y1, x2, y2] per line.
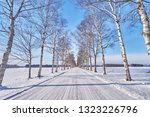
[12, 26, 36, 79]
[83, 17, 100, 72]
[91, 36, 100, 72]
[77, 44, 89, 68]
[77, 0, 132, 81]
[92, 13, 107, 74]
[108, 0, 150, 55]
[88, 14, 106, 73]
[117, 0, 150, 55]
[57, 33, 70, 70]
[75, 20, 93, 70]
[31, 0, 61, 77]
[55, 52, 59, 72]
[76, 13, 115, 73]
[46, 19, 66, 73]
[135, 0, 150, 55]
[120, 0, 150, 55]
[90, 11, 116, 75]
[65, 53, 76, 68]
[0, 0, 38, 85]
[46, 29, 61, 73]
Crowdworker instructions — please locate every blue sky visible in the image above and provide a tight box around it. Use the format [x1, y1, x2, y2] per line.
[61, 0, 150, 64]
[1, 0, 149, 65]
[62, 0, 85, 31]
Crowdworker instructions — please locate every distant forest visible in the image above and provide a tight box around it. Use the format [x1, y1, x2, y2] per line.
[6, 64, 150, 68]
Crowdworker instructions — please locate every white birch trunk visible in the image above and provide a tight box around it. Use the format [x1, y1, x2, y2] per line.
[94, 55, 97, 72]
[86, 55, 89, 70]
[38, 40, 45, 77]
[0, 18, 15, 85]
[107, 2, 131, 81]
[61, 57, 64, 70]
[115, 20, 132, 81]
[28, 59, 32, 79]
[52, 47, 55, 73]
[101, 48, 106, 75]
[98, 32, 106, 75]
[137, 0, 150, 55]
[55, 55, 59, 72]
[89, 48, 92, 71]
[52, 37, 56, 73]
[28, 50, 32, 79]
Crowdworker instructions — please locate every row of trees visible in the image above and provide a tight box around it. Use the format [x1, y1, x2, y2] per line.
[76, 12, 115, 73]
[0, 0, 76, 85]
[76, 0, 150, 81]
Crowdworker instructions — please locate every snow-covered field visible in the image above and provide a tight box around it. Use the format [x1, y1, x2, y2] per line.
[2, 68, 57, 87]
[90, 67, 150, 99]
[0, 67, 150, 100]
[0, 67, 67, 99]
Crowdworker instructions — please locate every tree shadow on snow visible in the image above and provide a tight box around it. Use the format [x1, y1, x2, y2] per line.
[0, 86, 9, 90]
[2, 82, 150, 100]
[1, 71, 67, 100]
[33, 82, 150, 88]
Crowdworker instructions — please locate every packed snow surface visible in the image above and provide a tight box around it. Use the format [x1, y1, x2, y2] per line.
[0, 67, 150, 100]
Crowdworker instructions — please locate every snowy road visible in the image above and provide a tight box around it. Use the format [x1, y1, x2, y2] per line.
[2, 67, 136, 100]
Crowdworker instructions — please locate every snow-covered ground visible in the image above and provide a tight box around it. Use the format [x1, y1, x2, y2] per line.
[87, 67, 150, 99]
[2, 68, 59, 86]
[0, 67, 67, 99]
[0, 67, 150, 100]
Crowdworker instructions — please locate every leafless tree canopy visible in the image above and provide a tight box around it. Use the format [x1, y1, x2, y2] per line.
[0, 0, 150, 85]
